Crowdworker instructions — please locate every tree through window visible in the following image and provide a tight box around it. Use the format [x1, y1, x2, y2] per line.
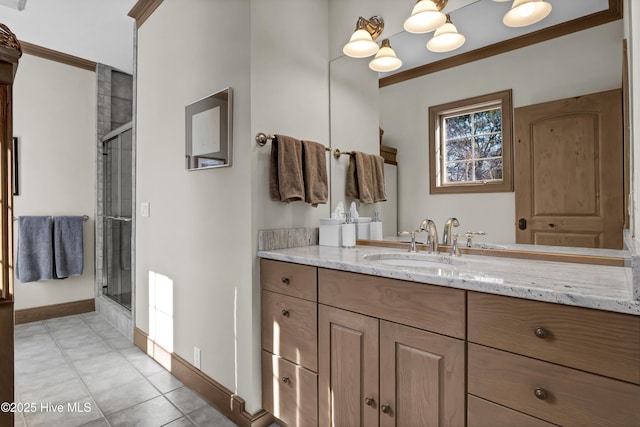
[429, 90, 513, 194]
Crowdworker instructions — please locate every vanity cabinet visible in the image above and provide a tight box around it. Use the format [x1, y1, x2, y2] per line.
[260, 258, 640, 426]
[318, 268, 466, 427]
[261, 259, 318, 427]
[468, 291, 640, 426]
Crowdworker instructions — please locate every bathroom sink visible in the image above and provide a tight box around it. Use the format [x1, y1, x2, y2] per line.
[473, 243, 508, 250]
[364, 252, 465, 268]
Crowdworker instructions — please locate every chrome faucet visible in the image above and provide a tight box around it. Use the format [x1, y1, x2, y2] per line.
[442, 217, 460, 246]
[418, 219, 439, 253]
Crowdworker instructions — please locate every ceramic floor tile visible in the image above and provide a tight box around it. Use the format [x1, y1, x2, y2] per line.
[72, 351, 129, 377]
[82, 362, 145, 396]
[20, 376, 89, 406]
[79, 418, 110, 427]
[131, 356, 166, 377]
[163, 417, 196, 426]
[147, 370, 184, 394]
[187, 405, 237, 427]
[93, 376, 160, 415]
[63, 341, 114, 362]
[166, 386, 208, 414]
[17, 364, 78, 394]
[106, 395, 182, 427]
[119, 346, 150, 363]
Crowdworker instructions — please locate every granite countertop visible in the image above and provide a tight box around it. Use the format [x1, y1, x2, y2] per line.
[258, 245, 640, 316]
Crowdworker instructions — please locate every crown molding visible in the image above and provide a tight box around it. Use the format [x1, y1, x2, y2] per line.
[128, 0, 164, 29]
[20, 41, 96, 71]
[380, 0, 623, 88]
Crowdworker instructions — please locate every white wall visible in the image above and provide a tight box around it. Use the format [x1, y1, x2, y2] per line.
[12, 54, 96, 310]
[136, 0, 330, 413]
[628, 0, 640, 237]
[380, 22, 624, 243]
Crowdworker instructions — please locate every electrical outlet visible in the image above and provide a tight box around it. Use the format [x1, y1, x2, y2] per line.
[141, 202, 150, 217]
[194, 347, 201, 370]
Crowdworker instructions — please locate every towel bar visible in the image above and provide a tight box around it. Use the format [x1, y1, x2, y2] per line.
[333, 148, 354, 160]
[14, 215, 89, 221]
[255, 132, 330, 151]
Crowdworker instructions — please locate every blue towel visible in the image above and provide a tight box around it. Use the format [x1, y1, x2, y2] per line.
[16, 216, 53, 282]
[53, 216, 84, 279]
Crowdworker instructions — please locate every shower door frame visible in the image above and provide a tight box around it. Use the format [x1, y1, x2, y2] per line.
[100, 122, 134, 311]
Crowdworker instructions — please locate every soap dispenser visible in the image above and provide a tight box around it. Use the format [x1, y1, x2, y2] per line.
[370, 211, 383, 240]
[341, 212, 356, 248]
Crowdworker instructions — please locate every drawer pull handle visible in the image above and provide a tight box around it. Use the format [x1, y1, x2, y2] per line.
[534, 387, 549, 400]
[281, 309, 290, 317]
[281, 376, 290, 384]
[365, 397, 375, 407]
[534, 327, 549, 339]
[281, 276, 290, 284]
[380, 405, 392, 414]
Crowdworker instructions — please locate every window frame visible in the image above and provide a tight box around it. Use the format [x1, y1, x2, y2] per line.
[429, 89, 513, 194]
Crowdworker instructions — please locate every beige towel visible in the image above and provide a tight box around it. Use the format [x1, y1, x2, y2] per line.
[345, 151, 386, 203]
[269, 135, 305, 203]
[301, 140, 328, 206]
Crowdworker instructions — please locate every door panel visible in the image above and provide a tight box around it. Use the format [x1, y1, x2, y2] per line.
[379, 321, 465, 427]
[515, 89, 623, 249]
[319, 305, 379, 427]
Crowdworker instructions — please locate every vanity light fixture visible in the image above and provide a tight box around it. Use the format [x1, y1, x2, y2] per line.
[502, 0, 552, 27]
[343, 16, 385, 58]
[403, 0, 448, 34]
[369, 39, 403, 72]
[426, 14, 465, 53]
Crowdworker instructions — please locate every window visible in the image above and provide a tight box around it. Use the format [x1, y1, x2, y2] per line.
[429, 90, 513, 194]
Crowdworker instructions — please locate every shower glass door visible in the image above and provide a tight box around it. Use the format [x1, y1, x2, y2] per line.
[102, 123, 133, 310]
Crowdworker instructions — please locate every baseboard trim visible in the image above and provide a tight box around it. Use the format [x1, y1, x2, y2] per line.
[133, 327, 274, 427]
[15, 298, 95, 324]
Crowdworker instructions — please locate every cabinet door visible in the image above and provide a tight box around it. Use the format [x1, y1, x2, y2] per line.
[379, 321, 465, 427]
[319, 305, 379, 427]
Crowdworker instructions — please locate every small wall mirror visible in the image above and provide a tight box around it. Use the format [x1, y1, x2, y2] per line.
[185, 87, 233, 170]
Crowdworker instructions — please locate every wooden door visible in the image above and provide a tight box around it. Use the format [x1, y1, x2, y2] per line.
[514, 89, 624, 249]
[379, 321, 465, 427]
[319, 305, 379, 427]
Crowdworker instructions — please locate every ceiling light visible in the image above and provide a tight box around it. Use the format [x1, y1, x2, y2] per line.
[369, 39, 403, 72]
[0, 0, 26, 11]
[427, 14, 465, 53]
[503, 0, 552, 27]
[343, 16, 385, 58]
[403, 0, 448, 34]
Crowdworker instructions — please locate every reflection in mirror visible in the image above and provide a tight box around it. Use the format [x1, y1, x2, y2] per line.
[185, 87, 233, 170]
[329, 4, 627, 251]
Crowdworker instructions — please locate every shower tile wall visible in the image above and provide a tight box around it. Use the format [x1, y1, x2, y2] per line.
[96, 64, 134, 339]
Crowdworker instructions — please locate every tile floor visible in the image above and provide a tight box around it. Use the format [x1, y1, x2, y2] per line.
[13, 312, 238, 427]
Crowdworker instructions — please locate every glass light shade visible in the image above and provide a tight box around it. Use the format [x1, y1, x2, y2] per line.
[343, 29, 379, 58]
[403, 0, 447, 34]
[503, 0, 552, 27]
[369, 40, 402, 72]
[427, 21, 465, 52]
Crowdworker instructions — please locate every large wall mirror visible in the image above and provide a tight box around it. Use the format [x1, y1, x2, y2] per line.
[185, 87, 233, 170]
[328, 0, 628, 251]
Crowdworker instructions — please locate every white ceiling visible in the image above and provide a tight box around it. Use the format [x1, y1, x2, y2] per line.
[0, 0, 137, 74]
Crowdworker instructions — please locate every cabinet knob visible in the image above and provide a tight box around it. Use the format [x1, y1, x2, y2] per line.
[281, 376, 290, 384]
[365, 397, 375, 407]
[534, 327, 549, 339]
[281, 276, 290, 284]
[534, 387, 549, 400]
[380, 405, 392, 414]
[281, 309, 290, 317]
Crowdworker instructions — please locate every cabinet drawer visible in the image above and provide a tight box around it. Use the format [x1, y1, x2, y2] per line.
[468, 395, 557, 427]
[318, 268, 465, 339]
[468, 292, 640, 384]
[262, 351, 317, 427]
[468, 343, 640, 427]
[262, 290, 317, 371]
[261, 259, 317, 301]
